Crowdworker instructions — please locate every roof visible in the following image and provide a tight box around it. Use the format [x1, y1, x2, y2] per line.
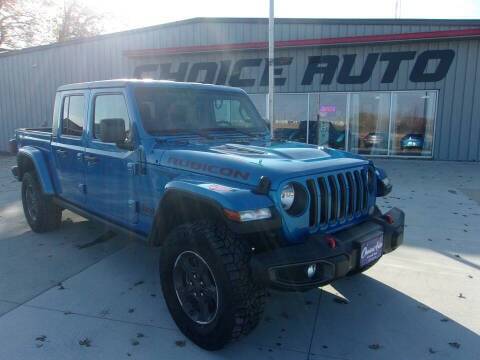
[57, 79, 246, 93]
[2, 17, 480, 58]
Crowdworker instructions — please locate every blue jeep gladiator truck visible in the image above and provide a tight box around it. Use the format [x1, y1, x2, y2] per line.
[10, 79, 404, 350]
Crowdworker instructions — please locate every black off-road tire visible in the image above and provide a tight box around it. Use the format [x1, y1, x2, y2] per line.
[160, 220, 266, 350]
[21, 172, 62, 233]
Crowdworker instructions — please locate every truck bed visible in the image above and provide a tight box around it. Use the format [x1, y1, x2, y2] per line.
[16, 128, 52, 143]
[15, 128, 53, 157]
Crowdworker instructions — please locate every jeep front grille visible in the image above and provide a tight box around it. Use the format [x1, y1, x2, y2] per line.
[306, 167, 373, 228]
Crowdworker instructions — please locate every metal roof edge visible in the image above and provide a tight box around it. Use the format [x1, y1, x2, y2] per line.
[1, 17, 480, 59]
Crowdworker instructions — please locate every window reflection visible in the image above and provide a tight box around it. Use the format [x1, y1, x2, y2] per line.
[314, 93, 347, 149]
[349, 92, 390, 155]
[272, 94, 308, 142]
[262, 90, 436, 157]
[390, 91, 436, 156]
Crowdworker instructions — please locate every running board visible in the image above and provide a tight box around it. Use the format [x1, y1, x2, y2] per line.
[53, 197, 148, 243]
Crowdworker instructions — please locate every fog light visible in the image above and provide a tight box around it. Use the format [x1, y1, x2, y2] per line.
[306, 264, 317, 279]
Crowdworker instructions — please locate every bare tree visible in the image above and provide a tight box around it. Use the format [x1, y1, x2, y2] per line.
[0, 0, 106, 49]
[0, 0, 44, 49]
[53, 0, 105, 42]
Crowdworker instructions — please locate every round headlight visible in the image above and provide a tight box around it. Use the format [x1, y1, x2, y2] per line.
[280, 183, 295, 210]
[280, 182, 308, 216]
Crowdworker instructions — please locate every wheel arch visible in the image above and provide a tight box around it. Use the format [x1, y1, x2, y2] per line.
[148, 189, 225, 246]
[17, 147, 55, 195]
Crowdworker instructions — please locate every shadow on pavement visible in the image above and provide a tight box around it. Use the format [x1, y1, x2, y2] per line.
[310, 274, 480, 359]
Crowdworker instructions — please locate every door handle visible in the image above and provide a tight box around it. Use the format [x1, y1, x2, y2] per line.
[84, 155, 98, 164]
[55, 149, 67, 157]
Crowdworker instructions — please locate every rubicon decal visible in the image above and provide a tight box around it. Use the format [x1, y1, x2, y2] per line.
[167, 157, 250, 181]
[133, 49, 455, 87]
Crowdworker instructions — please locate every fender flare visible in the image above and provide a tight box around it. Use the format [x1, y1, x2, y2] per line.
[147, 188, 225, 246]
[17, 146, 55, 195]
[147, 180, 280, 245]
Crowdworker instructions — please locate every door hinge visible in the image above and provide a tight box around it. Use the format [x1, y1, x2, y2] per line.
[78, 183, 87, 194]
[127, 162, 140, 176]
[128, 200, 139, 212]
[128, 200, 139, 223]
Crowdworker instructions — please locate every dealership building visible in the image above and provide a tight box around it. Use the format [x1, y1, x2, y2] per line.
[1, 17, 480, 161]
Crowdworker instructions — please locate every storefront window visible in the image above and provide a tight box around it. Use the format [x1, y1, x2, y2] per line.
[272, 93, 308, 142]
[312, 93, 347, 149]
[390, 91, 436, 156]
[249, 90, 436, 157]
[348, 92, 390, 155]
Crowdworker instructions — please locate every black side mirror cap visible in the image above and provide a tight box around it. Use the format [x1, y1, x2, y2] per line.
[377, 177, 392, 197]
[99, 118, 126, 144]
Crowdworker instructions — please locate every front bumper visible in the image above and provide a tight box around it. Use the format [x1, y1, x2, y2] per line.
[250, 207, 404, 291]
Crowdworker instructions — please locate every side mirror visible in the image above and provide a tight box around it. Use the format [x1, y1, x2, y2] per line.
[375, 168, 392, 197]
[98, 118, 131, 149]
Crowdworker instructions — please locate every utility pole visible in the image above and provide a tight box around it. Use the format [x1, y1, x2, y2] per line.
[394, 0, 401, 18]
[268, 0, 274, 138]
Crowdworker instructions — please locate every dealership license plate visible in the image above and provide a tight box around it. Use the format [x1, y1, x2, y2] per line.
[359, 233, 384, 267]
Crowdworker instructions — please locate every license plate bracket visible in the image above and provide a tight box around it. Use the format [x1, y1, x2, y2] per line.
[359, 233, 384, 267]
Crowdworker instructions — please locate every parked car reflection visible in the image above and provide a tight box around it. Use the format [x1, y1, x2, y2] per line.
[400, 133, 424, 150]
[363, 132, 388, 148]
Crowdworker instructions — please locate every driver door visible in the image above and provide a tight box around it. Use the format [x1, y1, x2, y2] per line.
[84, 89, 139, 225]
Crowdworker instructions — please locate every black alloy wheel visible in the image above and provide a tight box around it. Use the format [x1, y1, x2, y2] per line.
[173, 250, 219, 325]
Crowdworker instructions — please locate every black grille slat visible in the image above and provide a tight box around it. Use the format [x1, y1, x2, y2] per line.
[327, 175, 338, 222]
[309, 167, 369, 228]
[360, 169, 368, 212]
[306, 179, 318, 227]
[337, 173, 347, 220]
[318, 177, 329, 225]
[346, 172, 355, 217]
[353, 170, 363, 213]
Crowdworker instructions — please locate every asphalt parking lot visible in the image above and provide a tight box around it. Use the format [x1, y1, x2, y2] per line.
[0, 154, 478, 360]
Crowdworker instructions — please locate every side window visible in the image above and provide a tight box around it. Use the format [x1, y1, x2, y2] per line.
[61, 95, 85, 137]
[93, 94, 130, 140]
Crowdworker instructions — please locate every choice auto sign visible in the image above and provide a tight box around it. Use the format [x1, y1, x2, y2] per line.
[133, 49, 455, 87]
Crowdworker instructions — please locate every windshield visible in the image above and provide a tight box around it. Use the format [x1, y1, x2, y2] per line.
[134, 87, 268, 135]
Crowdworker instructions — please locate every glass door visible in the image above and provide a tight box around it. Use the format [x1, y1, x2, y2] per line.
[310, 93, 348, 149]
[348, 92, 390, 155]
[389, 91, 436, 157]
[273, 93, 309, 142]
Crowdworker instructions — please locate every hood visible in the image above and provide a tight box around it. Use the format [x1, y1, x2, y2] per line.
[154, 139, 369, 189]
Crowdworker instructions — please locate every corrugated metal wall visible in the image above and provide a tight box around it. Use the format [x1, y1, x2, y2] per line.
[0, 18, 479, 160]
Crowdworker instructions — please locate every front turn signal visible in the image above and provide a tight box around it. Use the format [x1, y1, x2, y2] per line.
[224, 208, 272, 222]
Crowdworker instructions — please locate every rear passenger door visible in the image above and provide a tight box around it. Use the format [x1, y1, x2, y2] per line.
[84, 89, 138, 225]
[51, 92, 87, 206]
